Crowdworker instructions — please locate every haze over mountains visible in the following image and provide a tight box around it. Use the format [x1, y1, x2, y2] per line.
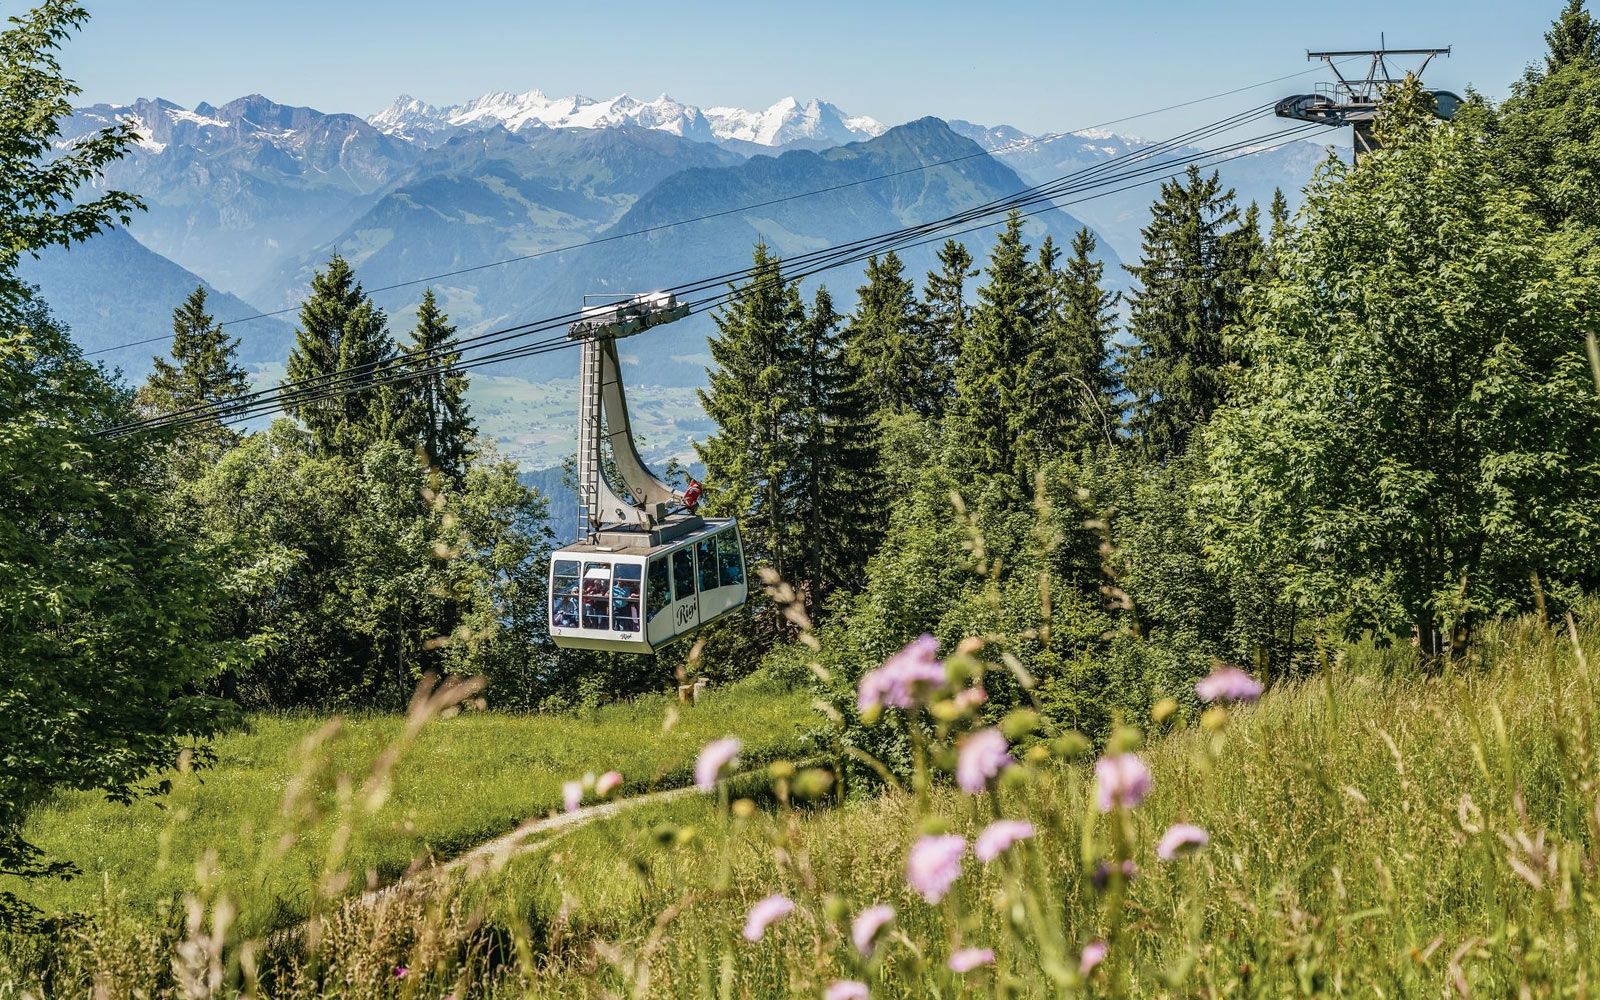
[23, 85, 1337, 463]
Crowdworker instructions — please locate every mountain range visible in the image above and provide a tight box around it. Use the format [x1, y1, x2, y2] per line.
[23, 87, 1338, 462]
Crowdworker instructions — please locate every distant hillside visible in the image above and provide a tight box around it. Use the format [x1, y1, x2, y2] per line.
[495, 117, 1122, 385]
[18, 227, 294, 377]
[947, 120, 1338, 261]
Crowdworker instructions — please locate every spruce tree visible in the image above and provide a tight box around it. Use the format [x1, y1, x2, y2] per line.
[138, 285, 250, 449]
[400, 289, 475, 480]
[1120, 166, 1260, 460]
[695, 244, 805, 579]
[795, 286, 881, 606]
[920, 239, 977, 416]
[1053, 228, 1120, 448]
[284, 254, 399, 460]
[947, 212, 1043, 491]
[845, 251, 925, 417]
[1546, 0, 1600, 71]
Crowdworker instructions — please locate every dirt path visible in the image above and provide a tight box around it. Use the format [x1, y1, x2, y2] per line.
[357, 784, 700, 908]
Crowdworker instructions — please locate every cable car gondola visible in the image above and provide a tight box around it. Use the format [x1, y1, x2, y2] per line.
[548, 293, 748, 654]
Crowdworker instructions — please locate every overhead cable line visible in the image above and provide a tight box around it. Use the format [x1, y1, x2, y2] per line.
[108, 106, 1280, 435]
[112, 114, 1321, 438]
[84, 57, 1352, 359]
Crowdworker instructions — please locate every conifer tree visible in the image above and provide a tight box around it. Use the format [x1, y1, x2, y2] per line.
[695, 244, 805, 578]
[284, 254, 398, 460]
[1054, 228, 1120, 447]
[947, 212, 1043, 490]
[1268, 188, 1292, 243]
[845, 251, 925, 417]
[1545, 0, 1600, 70]
[1007, 230, 1120, 478]
[1120, 166, 1260, 460]
[920, 239, 977, 416]
[400, 288, 475, 480]
[138, 285, 249, 449]
[795, 286, 881, 605]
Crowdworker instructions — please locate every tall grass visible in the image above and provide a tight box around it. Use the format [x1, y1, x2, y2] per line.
[6, 611, 1596, 997]
[1, 672, 810, 932]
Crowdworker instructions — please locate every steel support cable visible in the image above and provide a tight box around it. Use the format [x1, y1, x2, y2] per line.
[182, 122, 1324, 434]
[107, 106, 1279, 435]
[116, 116, 1313, 437]
[85, 60, 1345, 358]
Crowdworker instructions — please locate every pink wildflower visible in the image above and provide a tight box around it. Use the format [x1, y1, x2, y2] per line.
[1094, 753, 1151, 812]
[857, 634, 945, 713]
[906, 834, 966, 903]
[955, 728, 1013, 793]
[741, 893, 795, 941]
[393, 965, 409, 979]
[562, 780, 582, 813]
[948, 947, 995, 973]
[974, 819, 1035, 862]
[1195, 665, 1263, 703]
[825, 982, 870, 1000]
[851, 903, 894, 956]
[1157, 823, 1210, 860]
[595, 770, 624, 798]
[695, 737, 741, 791]
[1079, 940, 1108, 975]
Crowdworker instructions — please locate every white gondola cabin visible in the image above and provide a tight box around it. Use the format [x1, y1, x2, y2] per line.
[548, 292, 749, 654]
[549, 516, 747, 654]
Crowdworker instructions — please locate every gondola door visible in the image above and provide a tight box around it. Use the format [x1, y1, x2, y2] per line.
[668, 543, 700, 639]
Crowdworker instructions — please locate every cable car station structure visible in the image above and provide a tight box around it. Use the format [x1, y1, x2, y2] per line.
[548, 293, 748, 654]
[1275, 42, 1458, 159]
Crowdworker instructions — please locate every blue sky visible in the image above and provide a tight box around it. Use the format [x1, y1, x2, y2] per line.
[50, 0, 1558, 135]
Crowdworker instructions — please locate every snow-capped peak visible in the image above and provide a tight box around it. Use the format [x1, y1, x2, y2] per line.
[365, 88, 887, 148]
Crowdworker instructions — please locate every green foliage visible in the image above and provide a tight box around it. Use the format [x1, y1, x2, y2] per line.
[794, 287, 881, 605]
[397, 288, 475, 481]
[918, 239, 977, 416]
[696, 244, 805, 580]
[136, 285, 249, 467]
[0, 298, 239, 924]
[1120, 165, 1261, 460]
[0, 2, 236, 928]
[1544, 0, 1600, 71]
[0, 1, 141, 315]
[284, 254, 400, 460]
[845, 251, 928, 417]
[1200, 97, 1600, 652]
[1500, 21, 1600, 233]
[946, 211, 1044, 492]
[180, 426, 554, 709]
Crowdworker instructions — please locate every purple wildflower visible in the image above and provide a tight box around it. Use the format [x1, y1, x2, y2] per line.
[1091, 859, 1138, 891]
[973, 819, 1035, 863]
[1094, 753, 1151, 812]
[857, 635, 945, 713]
[1157, 823, 1210, 860]
[695, 737, 741, 791]
[851, 903, 895, 956]
[825, 982, 870, 1000]
[1195, 665, 1264, 703]
[562, 780, 582, 813]
[906, 834, 966, 903]
[1079, 940, 1108, 975]
[948, 947, 995, 973]
[741, 893, 795, 941]
[393, 965, 409, 979]
[955, 728, 1014, 793]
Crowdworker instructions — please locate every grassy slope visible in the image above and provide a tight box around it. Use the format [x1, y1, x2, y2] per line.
[7, 674, 811, 927]
[398, 613, 1599, 997]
